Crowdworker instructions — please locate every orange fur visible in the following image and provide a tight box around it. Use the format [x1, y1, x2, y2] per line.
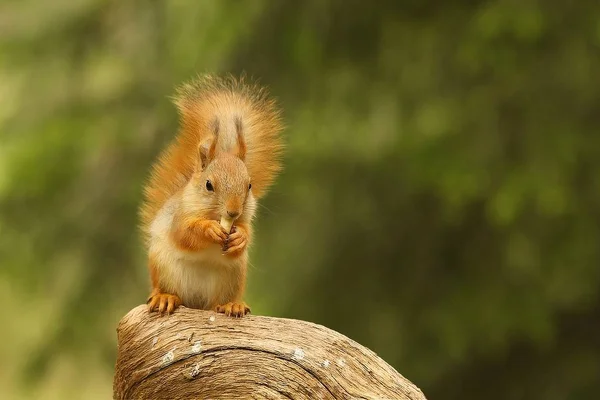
[139, 74, 284, 237]
[140, 74, 284, 316]
[170, 213, 227, 253]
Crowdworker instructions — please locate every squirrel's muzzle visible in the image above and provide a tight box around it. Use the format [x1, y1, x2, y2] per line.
[227, 210, 240, 219]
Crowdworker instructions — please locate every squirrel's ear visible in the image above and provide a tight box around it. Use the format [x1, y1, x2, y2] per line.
[198, 138, 218, 170]
[235, 117, 246, 161]
[198, 141, 210, 170]
[198, 120, 219, 170]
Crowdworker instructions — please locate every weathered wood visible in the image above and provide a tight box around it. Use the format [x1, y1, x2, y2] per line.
[113, 305, 427, 400]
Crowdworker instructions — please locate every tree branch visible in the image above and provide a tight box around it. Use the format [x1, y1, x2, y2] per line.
[113, 305, 427, 399]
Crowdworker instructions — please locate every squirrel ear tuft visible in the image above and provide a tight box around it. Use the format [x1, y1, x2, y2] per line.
[235, 117, 246, 161]
[198, 120, 220, 170]
[198, 141, 210, 170]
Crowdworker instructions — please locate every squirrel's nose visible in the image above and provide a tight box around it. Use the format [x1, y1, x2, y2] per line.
[227, 210, 240, 219]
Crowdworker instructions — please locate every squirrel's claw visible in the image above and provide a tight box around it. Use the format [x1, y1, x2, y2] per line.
[215, 302, 251, 317]
[147, 293, 182, 315]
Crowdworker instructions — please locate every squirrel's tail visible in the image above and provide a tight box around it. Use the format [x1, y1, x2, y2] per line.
[173, 74, 284, 200]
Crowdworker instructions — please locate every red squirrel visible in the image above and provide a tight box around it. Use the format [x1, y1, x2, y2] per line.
[139, 75, 284, 317]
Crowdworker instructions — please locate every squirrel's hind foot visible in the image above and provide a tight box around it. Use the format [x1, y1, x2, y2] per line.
[215, 301, 251, 318]
[147, 292, 182, 314]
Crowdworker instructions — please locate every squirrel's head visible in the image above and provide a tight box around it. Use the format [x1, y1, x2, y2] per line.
[186, 119, 254, 223]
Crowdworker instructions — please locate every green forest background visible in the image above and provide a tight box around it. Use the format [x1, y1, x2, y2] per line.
[1, 1, 599, 399]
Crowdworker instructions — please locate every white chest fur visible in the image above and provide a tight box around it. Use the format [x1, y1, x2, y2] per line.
[149, 199, 241, 309]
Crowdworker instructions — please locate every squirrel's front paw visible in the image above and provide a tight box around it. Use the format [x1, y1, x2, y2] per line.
[147, 292, 182, 314]
[199, 220, 228, 245]
[223, 225, 248, 257]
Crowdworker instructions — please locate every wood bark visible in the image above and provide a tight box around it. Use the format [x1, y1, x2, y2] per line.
[113, 305, 427, 400]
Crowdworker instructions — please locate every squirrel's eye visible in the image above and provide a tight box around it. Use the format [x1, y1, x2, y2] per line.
[206, 180, 214, 192]
[248, 183, 252, 191]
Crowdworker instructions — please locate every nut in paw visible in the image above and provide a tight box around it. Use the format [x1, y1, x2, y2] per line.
[222, 225, 249, 257]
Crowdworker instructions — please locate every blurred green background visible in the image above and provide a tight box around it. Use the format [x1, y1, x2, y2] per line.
[1, 0, 600, 399]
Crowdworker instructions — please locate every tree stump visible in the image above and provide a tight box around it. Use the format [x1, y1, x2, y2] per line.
[113, 305, 427, 399]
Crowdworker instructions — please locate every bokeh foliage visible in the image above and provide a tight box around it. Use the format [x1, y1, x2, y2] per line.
[1, 0, 599, 399]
